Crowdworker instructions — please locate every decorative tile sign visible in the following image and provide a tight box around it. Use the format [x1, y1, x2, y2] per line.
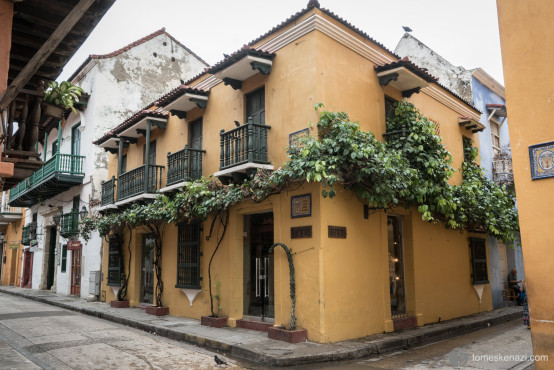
[8, 241, 19, 249]
[289, 128, 309, 148]
[291, 194, 311, 218]
[529, 141, 554, 180]
[67, 240, 82, 250]
[328, 226, 347, 239]
[291, 226, 312, 239]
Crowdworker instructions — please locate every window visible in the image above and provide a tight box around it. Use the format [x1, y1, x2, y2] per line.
[51, 140, 58, 158]
[176, 222, 201, 289]
[246, 88, 265, 125]
[385, 96, 398, 120]
[61, 244, 67, 273]
[463, 137, 473, 162]
[71, 123, 81, 156]
[469, 238, 488, 284]
[107, 235, 122, 286]
[490, 118, 501, 155]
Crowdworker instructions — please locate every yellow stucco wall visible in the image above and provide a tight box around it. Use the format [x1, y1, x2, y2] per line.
[497, 0, 554, 363]
[101, 8, 491, 344]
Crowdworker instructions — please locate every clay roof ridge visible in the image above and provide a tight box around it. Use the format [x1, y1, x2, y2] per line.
[69, 28, 209, 82]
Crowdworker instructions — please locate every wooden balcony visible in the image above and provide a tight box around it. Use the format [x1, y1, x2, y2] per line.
[8, 153, 85, 207]
[116, 164, 164, 205]
[162, 146, 205, 191]
[21, 223, 36, 245]
[60, 211, 80, 237]
[493, 158, 514, 184]
[215, 118, 272, 183]
[0, 205, 23, 224]
[101, 177, 117, 207]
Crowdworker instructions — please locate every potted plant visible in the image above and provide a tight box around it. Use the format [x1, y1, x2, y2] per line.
[43, 81, 83, 118]
[266, 243, 308, 343]
[201, 281, 228, 327]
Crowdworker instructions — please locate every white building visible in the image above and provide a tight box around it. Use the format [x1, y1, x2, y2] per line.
[11, 29, 207, 298]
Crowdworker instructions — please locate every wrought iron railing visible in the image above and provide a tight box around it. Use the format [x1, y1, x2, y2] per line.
[492, 158, 514, 184]
[219, 117, 271, 170]
[167, 146, 205, 186]
[9, 153, 85, 202]
[60, 211, 80, 237]
[21, 223, 36, 245]
[117, 164, 164, 201]
[101, 177, 117, 206]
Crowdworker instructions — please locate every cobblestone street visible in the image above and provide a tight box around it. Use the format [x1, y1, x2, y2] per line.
[0, 293, 243, 369]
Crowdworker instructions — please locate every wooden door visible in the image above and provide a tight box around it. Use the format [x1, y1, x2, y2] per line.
[70, 248, 81, 296]
[246, 88, 265, 125]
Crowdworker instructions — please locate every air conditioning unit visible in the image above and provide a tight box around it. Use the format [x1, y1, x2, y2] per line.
[89, 271, 101, 295]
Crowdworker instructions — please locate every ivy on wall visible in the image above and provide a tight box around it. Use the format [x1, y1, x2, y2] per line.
[82, 101, 519, 247]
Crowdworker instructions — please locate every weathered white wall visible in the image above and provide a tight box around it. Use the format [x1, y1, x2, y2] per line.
[24, 33, 206, 298]
[395, 34, 474, 103]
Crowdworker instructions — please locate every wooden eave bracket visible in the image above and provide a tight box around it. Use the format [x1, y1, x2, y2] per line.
[459, 117, 485, 133]
[378, 72, 399, 86]
[223, 78, 242, 90]
[170, 109, 187, 119]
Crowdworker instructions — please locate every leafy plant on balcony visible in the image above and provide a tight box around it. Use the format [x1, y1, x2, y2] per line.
[44, 81, 83, 114]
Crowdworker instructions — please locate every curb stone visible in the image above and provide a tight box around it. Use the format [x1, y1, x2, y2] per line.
[0, 287, 522, 367]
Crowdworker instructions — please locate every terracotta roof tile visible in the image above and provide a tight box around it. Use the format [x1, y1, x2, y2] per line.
[69, 28, 209, 82]
[93, 109, 168, 146]
[205, 47, 276, 75]
[155, 84, 210, 107]
[374, 57, 439, 84]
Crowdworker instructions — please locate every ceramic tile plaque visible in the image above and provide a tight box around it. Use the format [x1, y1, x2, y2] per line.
[289, 128, 309, 148]
[529, 141, 554, 180]
[8, 241, 19, 249]
[291, 194, 311, 218]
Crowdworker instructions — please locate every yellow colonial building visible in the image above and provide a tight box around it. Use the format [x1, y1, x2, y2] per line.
[0, 192, 25, 287]
[94, 1, 493, 343]
[497, 0, 554, 364]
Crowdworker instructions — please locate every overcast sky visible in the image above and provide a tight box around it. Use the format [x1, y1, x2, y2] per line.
[58, 0, 505, 84]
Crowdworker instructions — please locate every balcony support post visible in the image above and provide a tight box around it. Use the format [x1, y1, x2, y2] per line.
[117, 139, 124, 176]
[144, 120, 151, 194]
[43, 131, 47, 161]
[55, 120, 61, 171]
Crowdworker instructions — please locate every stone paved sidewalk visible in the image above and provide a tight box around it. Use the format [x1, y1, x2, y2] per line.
[0, 286, 523, 367]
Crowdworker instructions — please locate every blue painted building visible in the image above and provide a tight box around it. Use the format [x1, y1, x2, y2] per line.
[395, 34, 524, 309]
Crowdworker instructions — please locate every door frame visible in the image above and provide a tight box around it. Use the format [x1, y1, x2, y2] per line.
[139, 233, 155, 305]
[243, 211, 275, 323]
[70, 246, 82, 296]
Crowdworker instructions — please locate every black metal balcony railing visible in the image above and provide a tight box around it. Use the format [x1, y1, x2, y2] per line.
[21, 223, 36, 245]
[219, 118, 271, 170]
[101, 177, 117, 206]
[60, 211, 80, 237]
[167, 145, 205, 186]
[117, 164, 164, 202]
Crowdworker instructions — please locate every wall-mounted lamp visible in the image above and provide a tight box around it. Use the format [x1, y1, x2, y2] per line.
[79, 206, 88, 220]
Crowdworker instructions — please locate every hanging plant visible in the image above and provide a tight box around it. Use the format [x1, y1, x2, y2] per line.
[44, 81, 84, 114]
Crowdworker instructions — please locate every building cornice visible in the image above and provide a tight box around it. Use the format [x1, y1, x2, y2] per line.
[193, 13, 479, 121]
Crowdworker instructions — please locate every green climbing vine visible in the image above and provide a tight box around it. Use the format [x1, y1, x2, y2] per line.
[82, 101, 518, 248]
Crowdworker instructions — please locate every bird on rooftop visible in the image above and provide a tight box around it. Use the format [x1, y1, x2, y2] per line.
[402, 26, 413, 33]
[223, 53, 231, 58]
[214, 355, 227, 366]
[180, 79, 185, 85]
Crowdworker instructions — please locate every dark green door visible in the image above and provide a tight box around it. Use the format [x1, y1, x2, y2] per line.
[145, 140, 157, 192]
[71, 124, 81, 173]
[47, 228, 57, 290]
[246, 88, 265, 125]
[189, 119, 202, 179]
